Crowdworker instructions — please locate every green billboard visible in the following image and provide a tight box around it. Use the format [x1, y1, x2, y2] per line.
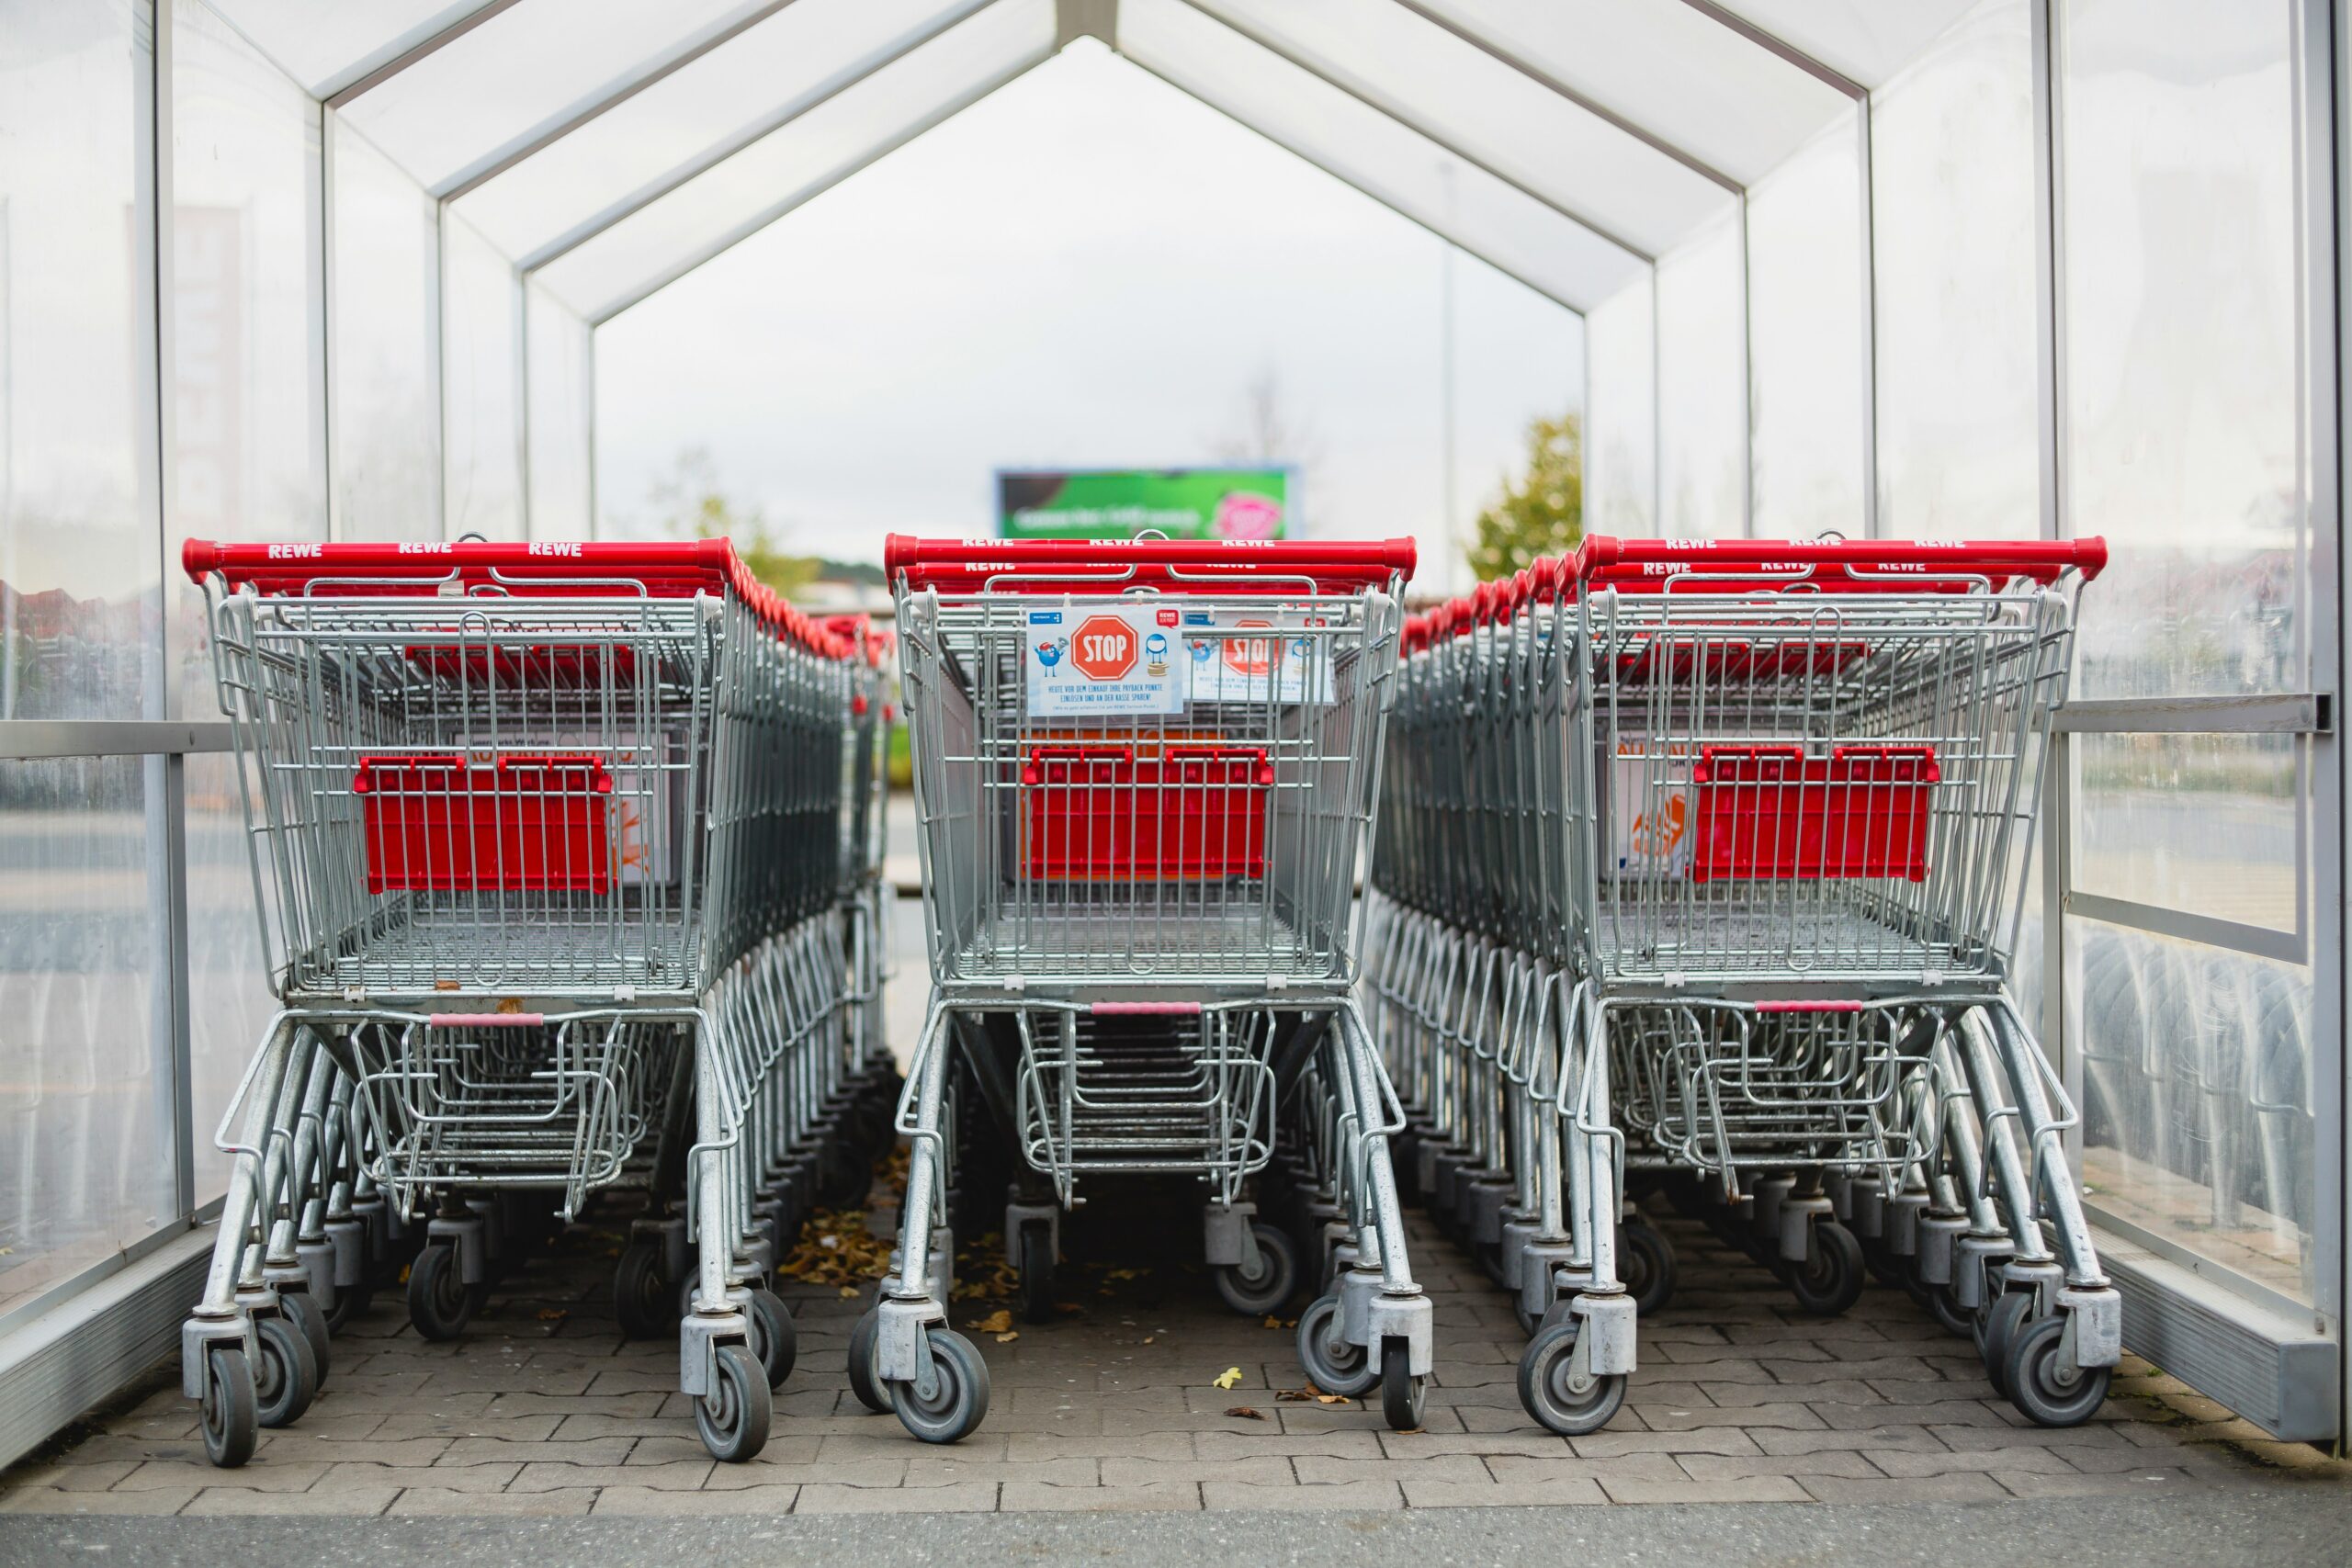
[995, 468, 1292, 541]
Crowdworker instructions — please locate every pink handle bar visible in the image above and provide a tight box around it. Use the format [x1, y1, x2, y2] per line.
[427, 1013, 548, 1028]
[884, 533, 1416, 594]
[1752, 1000, 1866, 1014]
[1089, 1001, 1204, 1017]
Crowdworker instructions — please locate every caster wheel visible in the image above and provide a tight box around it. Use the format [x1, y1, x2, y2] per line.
[1017, 1221, 1057, 1325]
[322, 1281, 372, 1335]
[1512, 1292, 1546, 1340]
[613, 1241, 678, 1341]
[847, 1308, 890, 1414]
[1786, 1220, 1865, 1316]
[1379, 1339, 1425, 1430]
[199, 1346, 258, 1468]
[1918, 1278, 1973, 1337]
[406, 1241, 484, 1341]
[1295, 1293, 1377, 1396]
[746, 1286, 797, 1391]
[254, 1314, 318, 1429]
[695, 1343, 773, 1462]
[1976, 1291, 2035, 1398]
[890, 1328, 991, 1444]
[2005, 1314, 2111, 1427]
[1860, 1235, 1911, 1290]
[1213, 1224, 1298, 1316]
[279, 1290, 332, 1382]
[1619, 1218, 1679, 1316]
[1517, 1320, 1628, 1437]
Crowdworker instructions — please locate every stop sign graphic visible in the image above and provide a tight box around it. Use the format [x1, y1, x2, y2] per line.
[1070, 615, 1137, 681]
[1223, 618, 1274, 677]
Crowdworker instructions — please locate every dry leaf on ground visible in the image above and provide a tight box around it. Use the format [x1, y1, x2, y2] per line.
[1225, 1406, 1264, 1420]
[1211, 1366, 1243, 1390]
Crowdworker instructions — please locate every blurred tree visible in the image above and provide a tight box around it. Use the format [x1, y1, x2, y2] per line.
[1466, 412, 1582, 581]
[650, 446, 818, 597]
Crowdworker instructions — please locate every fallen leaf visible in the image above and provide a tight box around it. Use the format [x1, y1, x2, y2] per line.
[1142, 1337, 1154, 1345]
[1225, 1406, 1264, 1420]
[1211, 1366, 1243, 1390]
[993, 1331, 1019, 1344]
[838, 1286, 859, 1298]
[1262, 1315, 1283, 1330]
[973, 1309, 1013, 1335]
[535, 1309, 567, 1322]
[1053, 1303, 1084, 1316]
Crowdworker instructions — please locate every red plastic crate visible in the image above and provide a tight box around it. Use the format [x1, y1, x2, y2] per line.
[1688, 744, 1939, 883]
[402, 643, 639, 688]
[1021, 744, 1273, 881]
[353, 753, 615, 894]
[1611, 637, 1870, 683]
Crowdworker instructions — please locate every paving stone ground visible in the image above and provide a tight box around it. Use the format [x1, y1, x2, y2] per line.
[5, 1193, 2346, 1517]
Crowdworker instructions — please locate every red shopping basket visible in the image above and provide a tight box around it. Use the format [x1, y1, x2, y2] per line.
[1021, 744, 1273, 881]
[354, 753, 616, 894]
[1688, 744, 1939, 883]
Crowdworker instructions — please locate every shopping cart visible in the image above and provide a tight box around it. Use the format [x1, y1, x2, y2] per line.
[177, 536, 862, 1468]
[870, 533, 1431, 1442]
[1372, 536, 2120, 1436]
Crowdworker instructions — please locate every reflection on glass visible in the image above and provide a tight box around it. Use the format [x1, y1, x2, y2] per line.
[2068, 917, 2314, 1304]
[331, 117, 442, 540]
[0, 758, 175, 1316]
[1655, 212, 1744, 537]
[2073, 732, 2298, 933]
[184, 750, 277, 1204]
[444, 216, 525, 540]
[527, 287, 594, 537]
[1585, 276, 1655, 536]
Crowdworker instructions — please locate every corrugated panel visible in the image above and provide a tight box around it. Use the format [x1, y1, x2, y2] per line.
[0, 1233, 212, 1472]
[2099, 1232, 2338, 1443]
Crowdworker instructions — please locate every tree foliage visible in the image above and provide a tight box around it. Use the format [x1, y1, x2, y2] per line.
[1466, 412, 1582, 582]
[650, 446, 818, 597]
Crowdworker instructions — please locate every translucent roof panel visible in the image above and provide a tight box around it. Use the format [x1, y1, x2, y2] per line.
[206, 0, 487, 97]
[1119, 0, 1643, 311]
[1713, 1, 1984, 91]
[537, 0, 1057, 322]
[334, 0, 785, 197]
[455, 0, 988, 268]
[1399, 0, 1856, 186]
[1185, 0, 1732, 257]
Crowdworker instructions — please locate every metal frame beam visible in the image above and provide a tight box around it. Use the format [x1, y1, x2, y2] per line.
[322, 0, 527, 107]
[1671, 0, 1868, 99]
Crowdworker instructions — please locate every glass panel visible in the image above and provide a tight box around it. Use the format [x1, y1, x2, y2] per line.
[1713, 0, 1984, 90]
[0, 757, 175, 1316]
[338, 0, 762, 194]
[442, 215, 525, 539]
[456, 0, 981, 265]
[1584, 275, 1656, 536]
[1406, 0, 1851, 186]
[0, 0, 164, 721]
[1747, 115, 1869, 537]
[526, 284, 593, 536]
[537, 0, 1057, 322]
[2059, 0, 2301, 699]
[330, 118, 443, 540]
[2068, 916, 2317, 1305]
[2074, 733, 2298, 932]
[1189, 0, 1735, 257]
[1120, 0, 1643, 314]
[186, 749, 275, 1204]
[1654, 212, 1745, 537]
[1870, 0, 2039, 539]
[203, 0, 481, 97]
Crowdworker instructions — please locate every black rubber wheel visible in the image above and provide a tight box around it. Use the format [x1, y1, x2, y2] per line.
[613, 1241, 677, 1340]
[2005, 1314, 2112, 1427]
[1619, 1218, 1679, 1316]
[1860, 1233, 1911, 1289]
[200, 1346, 258, 1468]
[746, 1286, 797, 1391]
[1512, 1292, 1546, 1340]
[406, 1241, 483, 1341]
[1295, 1292, 1376, 1396]
[1017, 1222, 1057, 1325]
[694, 1343, 773, 1462]
[1921, 1279, 1973, 1337]
[1786, 1220, 1866, 1316]
[277, 1290, 331, 1383]
[322, 1280, 371, 1335]
[890, 1328, 991, 1444]
[253, 1314, 318, 1429]
[847, 1307, 890, 1414]
[1213, 1224, 1298, 1316]
[1977, 1291, 2035, 1398]
[1517, 1320, 1628, 1437]
[1379, 1339, 1425, 1431]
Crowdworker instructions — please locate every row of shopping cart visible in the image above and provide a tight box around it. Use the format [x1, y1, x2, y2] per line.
[1367, 536, 2124, 1434]
[175, 537, 899, 1466]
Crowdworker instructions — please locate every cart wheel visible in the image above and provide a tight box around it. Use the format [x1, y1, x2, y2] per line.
[1213, 1224, 1297, 1316]
[322, 1280, 372, 1335]
[1512, 1292, 1547, 1340]
[200, 1346, 258, 1469]
[280, 1289, 331, 1382]
[1017, 1222, 1057, 1325]
[254, 1314, 318, 1429]
[2005, 1314, 2111, 1427]
[890, 1328, 991, 1444]
[1295, 1292, 1377, 1396]
[1860, 1233, 1911, 1289]
[1620, 1217, 1679, 1316]
[1914, 1275, 1972, 1337]
[1517, 1320, 1628, 1437]
[1379, 1339, 1425, 1431]
[406, 1241, 483, 1341]
[1786, 1220, 1865, 1316]
[612, 1241, 677, 1340]
[1976, 1291, 2036, 1398]
[746, 1285, 797, 1390]
[694, 1343, 773, 1462]
[847, 1307, 890, 1414]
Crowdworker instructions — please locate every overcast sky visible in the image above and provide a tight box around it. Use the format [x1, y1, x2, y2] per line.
[593, 38, 1582, 600]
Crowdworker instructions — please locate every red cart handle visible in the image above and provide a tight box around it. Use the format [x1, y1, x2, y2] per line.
[1573, 535, 2107, 589]
[884, 534, 1415, 595]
